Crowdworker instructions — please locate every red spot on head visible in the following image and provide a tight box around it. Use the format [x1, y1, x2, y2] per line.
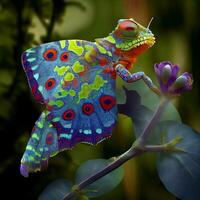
[99, 58, 108, 66]
[119, 20, 137, 31]
[60, 52, 69, 62]
[125, 26, 135, 31]
[99, 95, 116, 111]
[46, 132, 54, 145]
[114, 20, 137, 37]
[43, 48, 57, 61]
[82, 103, 94, 115]
[62, 109, 75, 121]
[45, 78, 56, 90]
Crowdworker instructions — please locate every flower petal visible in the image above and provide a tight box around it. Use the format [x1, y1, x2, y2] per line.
[153, 61, 193, 96]
[154, 61, 179, 93]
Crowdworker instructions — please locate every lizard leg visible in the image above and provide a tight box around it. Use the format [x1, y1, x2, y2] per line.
[116, 64, 160, 96]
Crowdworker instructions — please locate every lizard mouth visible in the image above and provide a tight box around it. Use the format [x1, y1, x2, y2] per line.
[117, 34, 155, 51]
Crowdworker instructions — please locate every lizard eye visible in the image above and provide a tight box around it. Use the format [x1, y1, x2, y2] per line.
[118, 20, 138, 37]
[119, 20, 137, 31]
[125, 26, 135, 31]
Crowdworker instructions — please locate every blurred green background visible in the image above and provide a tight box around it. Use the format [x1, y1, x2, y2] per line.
[0, 0, 199, 199]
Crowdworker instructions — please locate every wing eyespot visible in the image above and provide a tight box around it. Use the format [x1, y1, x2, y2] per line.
[99, 95, 116, 111]
[45, 78, 56, 90]
[43, 48, 57, 61]
[60, 52, 69, 62]
[82, 103, 94, 115]
[62, 109, 76, 121]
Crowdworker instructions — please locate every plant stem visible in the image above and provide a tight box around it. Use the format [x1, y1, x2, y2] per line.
[143, 136, 183, 153]
[138, 97, 169, 146]
[62, 97, 169, 200]
[63, 148, 143, 200]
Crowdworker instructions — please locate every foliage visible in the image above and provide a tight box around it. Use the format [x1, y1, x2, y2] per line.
[39, 159, 124, 199]
[75, 159, 124, 198]
[0, 0, 200, 200]
[39, 69, 200, 200]
[39, 179, 73, 200]
[157, 121, 200, 200]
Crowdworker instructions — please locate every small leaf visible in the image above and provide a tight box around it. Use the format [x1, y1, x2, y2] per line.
[39, 179, 73, 200]
[75, 159, 124, 198]
[157, 121, 200, 200]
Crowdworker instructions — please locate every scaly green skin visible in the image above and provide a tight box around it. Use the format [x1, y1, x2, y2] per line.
[95, 18, 159, 94]
[97, 18, 155, 56]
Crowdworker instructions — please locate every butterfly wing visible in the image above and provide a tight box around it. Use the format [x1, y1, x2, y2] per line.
[21, 40, 81, 104]
[47, 46, 118, 149]
[20, 110, 59, 177]
[21, 40, 118, 175]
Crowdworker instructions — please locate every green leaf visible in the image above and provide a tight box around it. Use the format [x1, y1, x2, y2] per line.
[39, 179, 73, 200]
[75, 159, 124, 198]
[157, 121, 200, 200]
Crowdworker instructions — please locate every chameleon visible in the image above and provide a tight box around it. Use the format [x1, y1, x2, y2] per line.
[20, 18, 159, 177]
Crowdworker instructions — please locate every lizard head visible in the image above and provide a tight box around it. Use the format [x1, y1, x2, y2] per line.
[112, 18, 155, 56]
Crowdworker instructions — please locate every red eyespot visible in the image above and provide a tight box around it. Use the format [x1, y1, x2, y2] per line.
[45, 78, 56, 90]
[82, 103, 94, 115]
[43, 48, 57, 61]
[62, 109, 75, 121]
[60, 52, 69, 62]
[99, 95, 116, 111]
[46, 132, 54, 145]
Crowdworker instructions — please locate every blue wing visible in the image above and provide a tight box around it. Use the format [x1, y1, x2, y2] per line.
[20, 111, 59, 177]
[21, 40, 82, 104]
[21, 40, 118, 176]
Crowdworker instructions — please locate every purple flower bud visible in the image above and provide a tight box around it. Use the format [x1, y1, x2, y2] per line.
[154, 61, 193, 96]
[154, 61, 179, 93]
[169, 72, 193, 94]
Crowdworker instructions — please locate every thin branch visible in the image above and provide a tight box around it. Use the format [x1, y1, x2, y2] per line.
[137, 97, 169, 146]
[63, 148, 143, 200]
